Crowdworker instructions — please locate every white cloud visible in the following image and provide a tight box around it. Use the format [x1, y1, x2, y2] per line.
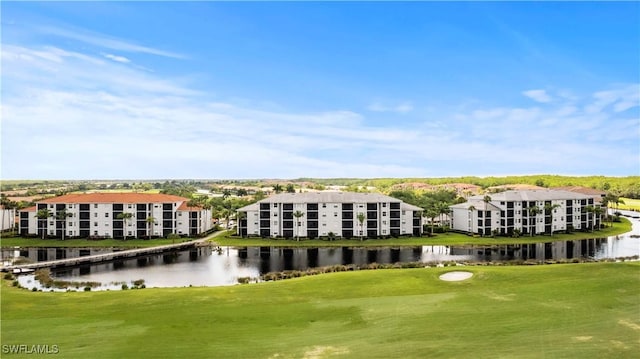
[523, 89, 552, 103]
[367, 101, 413, 113]
[102, 53, 131, 63]
[2, 40, 639, 179]
[37, 25, 185, 59]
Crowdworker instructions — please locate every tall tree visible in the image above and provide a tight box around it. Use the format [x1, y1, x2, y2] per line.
[292, 210, 305, 241]
[482, 195, 492, 237]
[146, 216, 156, 239]
[356, 212, 366, 240]
[286, 184, 296, 193]
[117, 212, 134, 240]
[583, 205, 595, 232]
[273, 184, 283, 194]
[544, 203, 561, 236]
[55, 208, 72, 241]
[527, 206, 542, 236]
[35, 208, 52, 239]
[593, 206, 604, 231]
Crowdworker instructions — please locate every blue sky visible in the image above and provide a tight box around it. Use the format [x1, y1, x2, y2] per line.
[2, 2, 639, 180]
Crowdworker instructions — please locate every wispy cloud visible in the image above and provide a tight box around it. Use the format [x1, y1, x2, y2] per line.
[523, 89, 552, 103]
[2, 41, 638, 179]
[37, 25, 185, 59]
[367, 101, 413, 113]
[102, 53, 130, 63]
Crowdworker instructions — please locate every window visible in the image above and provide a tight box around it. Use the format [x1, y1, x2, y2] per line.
[178, 213, 182, 217]
[382, 203, 387, 208]
[322, 203, 326, 208]
[334, 212, 338, 217]
[382, 229, 387, 234]
[128, 204, 132, 208]
[94, 204, 98, 208]
[382, 221, 387, 225]
[69, 222, 73, 227]
[50, 204, 54, 209]
[273, 203, 278, 208]
[94, 222, 98, 226]
[94, 231, 98, 235]
[105, 213, 109, 218]
[322, 214, 326, 217]
[382, 212, 387, 216]
[322, 223, 326, 226]
[402, 211, 406, 215]
[94, 213, 98, 218]
[334, 204, 338, 208]
[273, 221, 278, 225]
[49, 221, 54, 225]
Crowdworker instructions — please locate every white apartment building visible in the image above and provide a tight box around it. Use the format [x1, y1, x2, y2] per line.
[237, 192, 423, 239]
[450, 190, 600, 236]
[19, 193, 212, 239]
[1, 205, 16, 231]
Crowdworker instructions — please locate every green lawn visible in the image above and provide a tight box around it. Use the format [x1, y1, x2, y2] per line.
[1, 262, 638, 358]
[213, 218, 632, 247]
[0, 218, 632, 249]
[0, 237, 194, 248]
[619, 198, 640, 211]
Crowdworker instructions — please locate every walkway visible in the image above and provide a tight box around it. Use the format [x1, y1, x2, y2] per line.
[1, 230, 230, 273]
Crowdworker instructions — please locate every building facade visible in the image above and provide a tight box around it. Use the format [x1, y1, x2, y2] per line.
[450, 190, 600, 236]
[237, 192, 423, 238]
[19, 193, 212, 239]
[1, 205, 16, 232]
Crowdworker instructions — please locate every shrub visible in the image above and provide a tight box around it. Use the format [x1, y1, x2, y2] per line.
[84, 286, 91, 291]
[121, 284, 129, 290]
[4, 273, 15, 280]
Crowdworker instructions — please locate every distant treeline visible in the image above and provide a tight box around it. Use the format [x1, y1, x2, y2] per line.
[296, 175, 640, 199]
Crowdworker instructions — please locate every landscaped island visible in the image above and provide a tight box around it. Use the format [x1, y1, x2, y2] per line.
[2, 262, 638, 358]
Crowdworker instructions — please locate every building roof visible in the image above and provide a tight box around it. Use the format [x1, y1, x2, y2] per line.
[469, 189, 591, 202]
[21, 206, 37, 212]
[38, 193, 189, 204]
[177, 202, 204, 211]
[237, 192, 423, 212]
[450, 200, 501, 211]
[551, 186, 606, 197]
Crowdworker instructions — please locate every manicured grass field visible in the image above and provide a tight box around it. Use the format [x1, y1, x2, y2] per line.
[1, 262, 638, 358]
[619, 198, 640, 211]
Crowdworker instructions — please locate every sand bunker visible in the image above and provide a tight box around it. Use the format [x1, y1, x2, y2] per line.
[439, 271, 473, 281]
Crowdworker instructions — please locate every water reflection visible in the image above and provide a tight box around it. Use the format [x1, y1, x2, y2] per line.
[5, 213, 639, 290]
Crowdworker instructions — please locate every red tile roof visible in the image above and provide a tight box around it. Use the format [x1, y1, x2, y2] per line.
[38, 193, 189, 204]
[22, 206, 37, 212]
[177, 202, 203, 211]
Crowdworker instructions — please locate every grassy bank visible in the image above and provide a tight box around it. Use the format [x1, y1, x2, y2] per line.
[1, 218, 632, 249]
[2, 262, 638, 358]
[619, 198, 640, 211]
[0, 237, 194, 248]
[213, 218, 633, 247]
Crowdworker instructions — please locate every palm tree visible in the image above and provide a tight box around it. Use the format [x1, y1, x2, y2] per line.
[117, 212, 133, 240]
[425, 208, 439, 236]
[55, 208, 72, 241]
[593, 206, 604, 231]
[527, 206, 542, 236]
[146, 216, 156, 239]
[583, 205, 595, 232]
[356, 212, 366, 240]
[273, 184, 283, 194]
[482, 195, 492, 237]
[437, 202, 450, 231]
[544, 203, 561, 236]
[222, 189, 232, 200]
[35, 208, 52, 239]
[292, 210, 305, 241]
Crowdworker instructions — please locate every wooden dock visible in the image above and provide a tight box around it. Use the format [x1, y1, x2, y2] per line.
[1, 239, 211, 273]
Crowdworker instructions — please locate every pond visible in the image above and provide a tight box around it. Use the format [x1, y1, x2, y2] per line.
[8, 213, 640, 291]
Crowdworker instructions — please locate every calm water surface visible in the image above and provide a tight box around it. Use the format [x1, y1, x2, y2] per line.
[9, 212, 640, 291]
